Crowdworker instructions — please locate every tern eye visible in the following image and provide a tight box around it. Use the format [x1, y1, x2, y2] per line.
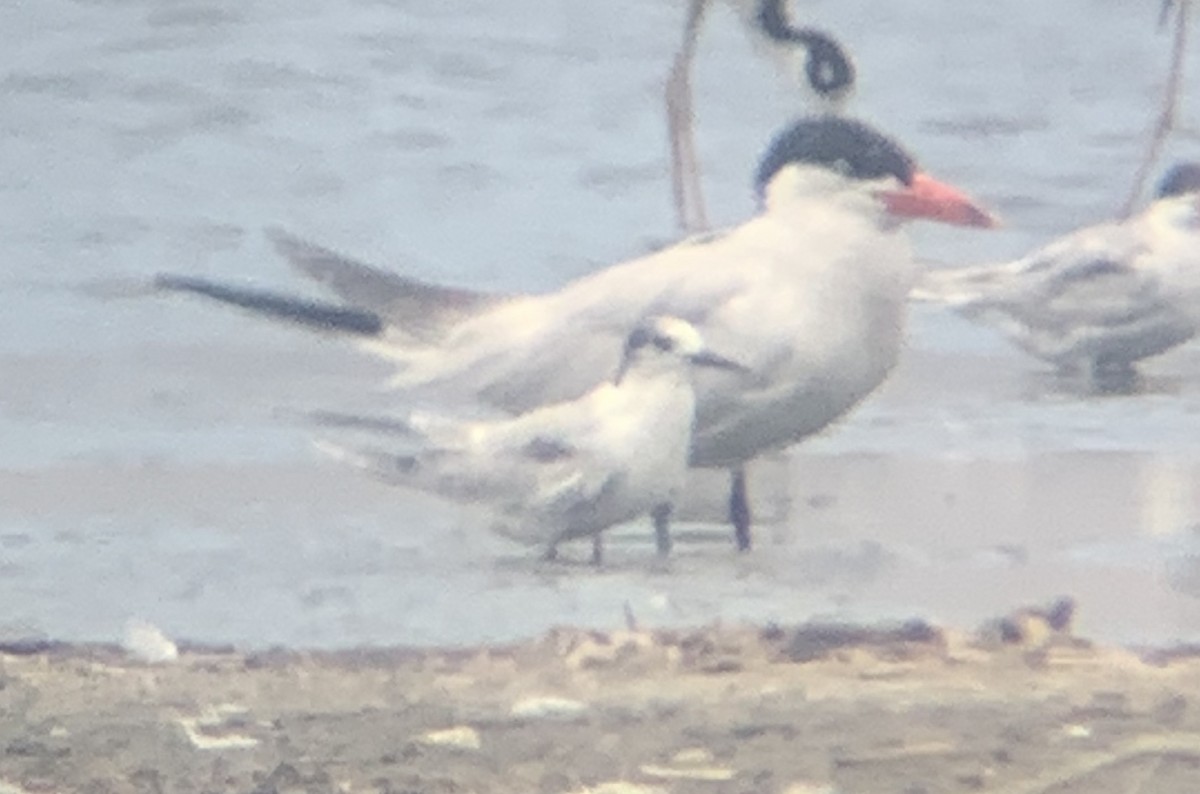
[652, 334, 676, 352]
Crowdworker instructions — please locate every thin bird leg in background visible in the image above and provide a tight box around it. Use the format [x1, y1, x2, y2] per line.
[730, 465, 752, 551]
[666, 0, 712, 233]
[652, 503, 673, 556]
[591, 534, 604, 566]
[1122, 0, 1191, 217]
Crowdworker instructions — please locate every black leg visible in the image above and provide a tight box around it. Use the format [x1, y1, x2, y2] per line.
[730, 466, 752, 551]
[591, 534, 604, 566]
[652, 503, 673, 557]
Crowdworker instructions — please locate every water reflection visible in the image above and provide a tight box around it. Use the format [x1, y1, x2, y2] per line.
[2, 0, 1200, 646]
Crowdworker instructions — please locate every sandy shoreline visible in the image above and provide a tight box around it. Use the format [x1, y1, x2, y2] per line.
[3, 617, 1200, 793]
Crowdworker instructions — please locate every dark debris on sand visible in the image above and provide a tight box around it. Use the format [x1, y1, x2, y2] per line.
[2, 613, 1200, 793]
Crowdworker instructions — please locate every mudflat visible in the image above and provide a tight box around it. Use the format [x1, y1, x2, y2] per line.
[2, 619, 1199, 793]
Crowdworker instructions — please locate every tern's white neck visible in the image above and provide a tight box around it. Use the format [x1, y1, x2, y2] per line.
[614, 353, 693, 389]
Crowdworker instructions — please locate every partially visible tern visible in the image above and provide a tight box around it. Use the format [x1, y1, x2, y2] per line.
[667, 0, 855, 232]
[320, 316, 746, 564]
[157, 115, 996, 554]
[913, 162, 1200, 388]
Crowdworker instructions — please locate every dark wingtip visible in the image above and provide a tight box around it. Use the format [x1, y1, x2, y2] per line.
[154, 273, 385, 336]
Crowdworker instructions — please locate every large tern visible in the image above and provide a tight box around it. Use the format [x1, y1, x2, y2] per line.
[319, 316, 746, 564]
[667, 0, 855, 232]
[913, 162, 1200, 388]
[158, 115, 996, 554]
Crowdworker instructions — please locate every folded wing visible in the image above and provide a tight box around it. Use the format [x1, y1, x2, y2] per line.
[915, 225, 1193, 366]
[267, 228, 509, 343]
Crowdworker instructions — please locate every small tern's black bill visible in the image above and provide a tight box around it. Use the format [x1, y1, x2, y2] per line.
[689, 351, 751, 373]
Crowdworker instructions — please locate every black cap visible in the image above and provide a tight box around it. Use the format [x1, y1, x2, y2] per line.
[754, 116, 915, 198]
[1156, 162, 1200, 198]
[624, 322, 677, 356]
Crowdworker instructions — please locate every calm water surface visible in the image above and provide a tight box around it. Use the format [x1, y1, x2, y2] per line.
[3, 0, 1200, 648]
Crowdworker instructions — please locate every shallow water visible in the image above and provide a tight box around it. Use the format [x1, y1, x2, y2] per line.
[3, 0, 1200, 649]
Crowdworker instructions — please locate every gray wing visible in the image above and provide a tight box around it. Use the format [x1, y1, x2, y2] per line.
[914, 217, 1136, 306]
[154, 274, 384, 336]
[154, 230, 508, 343]
[933, 229, 1192, 364]
[455, 418, 617, 516]
[302, 410, 423, 439]
[395, 233, 752, 412]
[980, 257, 1165, 327]
[266, 228, 509, 342]
[498, 435, 623, 532]
[298, 405, 610, 503]
[318, 412, 616, 517]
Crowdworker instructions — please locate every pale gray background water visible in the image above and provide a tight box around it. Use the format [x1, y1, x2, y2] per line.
[4, 0, 1200, 649]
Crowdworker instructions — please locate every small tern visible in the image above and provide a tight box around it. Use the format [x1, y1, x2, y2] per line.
[667, 0, 855, 232]
[158, 115, 996, 554]
[913, 162, 1200, 389]
[317, 316, 747, 564]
